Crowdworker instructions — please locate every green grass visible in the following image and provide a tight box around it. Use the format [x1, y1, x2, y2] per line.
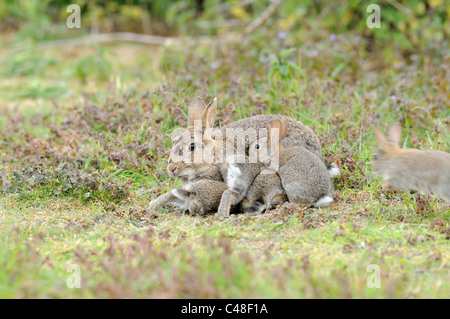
[1, 193, 448, 298]
[0, 13, 449, 298]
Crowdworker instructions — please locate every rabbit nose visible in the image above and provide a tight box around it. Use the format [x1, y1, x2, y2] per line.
[167, 163, 178, 176]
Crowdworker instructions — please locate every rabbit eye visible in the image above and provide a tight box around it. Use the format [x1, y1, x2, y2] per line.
[189, 143, 195, 151]
[255, 144, 260, 149]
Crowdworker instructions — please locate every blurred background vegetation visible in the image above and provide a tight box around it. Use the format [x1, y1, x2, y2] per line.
[1, 0, 448, 51]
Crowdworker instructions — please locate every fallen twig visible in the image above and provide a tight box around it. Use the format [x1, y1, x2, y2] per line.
[10, 32, 236, 51]
[385, 0, 415, 17]
[244, 0, 285, 35]
[10, 1, 285, 51]
[37, 32, 190, 48]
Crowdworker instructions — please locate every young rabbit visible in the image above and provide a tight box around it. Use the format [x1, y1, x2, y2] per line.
[373, 123, 450, 203]
[148, 179, 230, 216]
[240, 168, 287, 215]
[251, 118, 334, 208]
[216, 155, 263, 217]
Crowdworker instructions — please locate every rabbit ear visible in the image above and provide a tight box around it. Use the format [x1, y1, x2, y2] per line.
[280, 118, 288, 140]
[374, 127, 386, 145]
[268, 118, 288, 146]
[268, 119, 281, 145]
[387, 123, 402, 145]
[187, 96, 206, 128]
[200, 97, 217, 130]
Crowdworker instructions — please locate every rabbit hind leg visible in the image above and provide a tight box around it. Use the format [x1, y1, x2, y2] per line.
[149, 191, 185, 211]
[217, 189, 243, 217]
[270, 193, 288, 209]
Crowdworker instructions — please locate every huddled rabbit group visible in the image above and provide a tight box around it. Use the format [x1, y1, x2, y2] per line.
[148, 97, 450, 216]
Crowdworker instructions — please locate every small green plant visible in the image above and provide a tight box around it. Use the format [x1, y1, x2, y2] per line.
[268, 48, 301, 92]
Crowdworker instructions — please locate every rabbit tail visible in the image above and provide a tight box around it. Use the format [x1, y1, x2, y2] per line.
[314, 195, 334, 208]
[326, 163, 341, 178]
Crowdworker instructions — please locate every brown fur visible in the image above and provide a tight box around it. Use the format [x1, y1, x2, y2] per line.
[167, 97, 222, 184]
[372, 123, 450, 202]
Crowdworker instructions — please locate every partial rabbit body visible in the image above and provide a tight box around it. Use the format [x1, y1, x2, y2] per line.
[374, 149, 450, 201]
[148, 179, 229, 216]
[241, 168, 287, 215]
[221, 114, 322, 160]
[373, 124, 450, 203]
[221, 115, 340, 178]
[249, 118, 334, 208]
[214, 113, 338, 215]
[216, 157, 264, 216]
[167, 97, 222, 185]
[278, 146, 334, 207]
[167, 141, 223, 184]
[221, 156, 262, 193]
[173, 180, 230, 216]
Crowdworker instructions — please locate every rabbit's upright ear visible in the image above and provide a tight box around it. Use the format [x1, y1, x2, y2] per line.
[374, 127, 386, 145]
[269, 118, 288, 146]
[187, 96, 206, 128]
[387, 123, 402, 145]
[279, 118, 288, 140]
[268, 119, 281, 145]
[200, 97, 217, 130]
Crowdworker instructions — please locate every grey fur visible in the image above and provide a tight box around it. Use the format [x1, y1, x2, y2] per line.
[278, 147, 334, 207]
[252, 118, 334, 208]
[149, 179, 229, 216]
[217, 157, 263, 217]
[241, 168, 287, 215]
